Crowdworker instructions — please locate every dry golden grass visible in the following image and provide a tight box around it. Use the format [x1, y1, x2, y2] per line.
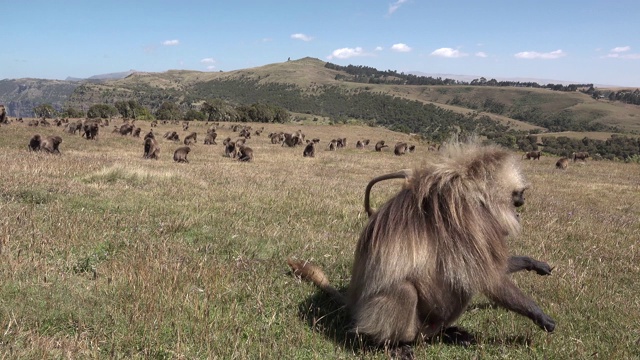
[0, 119, 639, 358]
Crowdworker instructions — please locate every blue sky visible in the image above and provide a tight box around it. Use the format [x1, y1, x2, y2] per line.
[2, 0, 639, 87]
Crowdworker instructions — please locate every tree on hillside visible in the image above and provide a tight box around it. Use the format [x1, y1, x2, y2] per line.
[155, 101, 182, 120]
[184, 109, 206, 121]
[87, 104, 118, 119]
[33, 103, 56, 118]
[201, 99, 238, 122]
[60, 106, 85, 118]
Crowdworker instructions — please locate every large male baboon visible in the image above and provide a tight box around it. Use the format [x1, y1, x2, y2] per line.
[143, 137, 160, 160]
[184, 132, 197, 145]
[173, 146, 191, 163]
[556, 157, 569, 170]
[28, 134, 42, 151]
[237, 145, 254, 162]
[303, 142, 315, 157]
[523, 151, 541, 160]
[375, 140, 388, 152]
[40, 136, 63, 154]
[289, 143, 555, 351]
[573, 152, 589, 162]
[394, 142, 408, 156]
[118, 123, 134, 136]
[83, 121, 100, 140]
[282, 132, 302, 147]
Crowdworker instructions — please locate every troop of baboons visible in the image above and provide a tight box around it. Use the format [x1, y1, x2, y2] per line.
[289, 142, 555, 353]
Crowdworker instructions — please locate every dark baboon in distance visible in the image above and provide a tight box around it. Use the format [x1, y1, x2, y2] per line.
[303, 142, 315, 157]
[83, 121, 99, 140]
[184, 132, 197, 145]
[556, 157, 569, 169]
[573, 152, 589, 162]
[289, 143, 555, 350]
[523, 151, 541, 160]
[28, 134, 42, 151]
[0, 105, 6, 124]
[394, 142, 408, 156]
[356, 140, 364, 149]
[375, 140, 388, 152]
[173, 146, 190, 163]
[408, 145, 416, 153]
[40, 136, 63, 154]
[118, 123, 134, 136]
[131, 127, 141, 138]
[143, 137, 160, 159]
[328, 139, 337, 151]
[237, 145, 254, 162]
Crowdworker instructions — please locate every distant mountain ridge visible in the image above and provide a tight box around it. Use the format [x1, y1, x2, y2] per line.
[408, 71, 616, 87]
[65, 70, 136, 82]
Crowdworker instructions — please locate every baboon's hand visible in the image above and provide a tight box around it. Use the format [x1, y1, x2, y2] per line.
[535, 314, 556, 332]
[531, 260, 554, 276]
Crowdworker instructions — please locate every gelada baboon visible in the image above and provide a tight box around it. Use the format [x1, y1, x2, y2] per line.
[289, 143, 555, 350]
[28, 134, 42, 151]
[237, 145, 254, 162]
[375, 140, 388, 152]
[173, 146, 190, 163]
[303, 142, 315, 157]
[131, 127, 141, 138]
[523, 151, 541, 160]
[40, 136, 63, 154]
[356, 140, 365, 149]
[224, 141, 237, 158]
[572, 152, 589, 162]
[184, 132, 197, 145]
[408, 145, 416, 153]
[83, 121, 100, 140]
[143, 137, 160, 160]
[394, 142, 408, 156]
[204, 132, 217, 145]
[328, 139, 337, 151]
[0, 104, 7, 124]
[556, 157, 569, 170]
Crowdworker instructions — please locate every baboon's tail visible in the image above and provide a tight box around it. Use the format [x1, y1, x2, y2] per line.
[287, 259, 345, 305]
[364, 169, 413, 217]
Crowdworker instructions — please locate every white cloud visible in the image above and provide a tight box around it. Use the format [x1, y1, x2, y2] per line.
[391, 43, 412, 52]
[475, 52, 488, 58]
[200, 58, 216, 64]
[603, 52, 640, 59]
[611, 46, 630, 53]
[327, 47, 365, 59]
[162, 40, 179, 46]
[514, 49, 566, 59]
[388, 0, 408, 15]
[206, 65, 216, 70]
[291, 33, 313, 42]
[430, 48, 468, 58]
[375, 46, 383, 51]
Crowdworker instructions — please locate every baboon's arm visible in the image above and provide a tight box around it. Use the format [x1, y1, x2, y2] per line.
[507, 256, 553, 276]
[485, 278, 556, 332]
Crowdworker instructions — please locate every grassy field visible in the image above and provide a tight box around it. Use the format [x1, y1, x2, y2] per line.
[0, 119, 639, 359]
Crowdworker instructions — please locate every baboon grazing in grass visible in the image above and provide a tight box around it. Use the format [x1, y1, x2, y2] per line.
[131, 127, 141, 138]
[150, 120, 158, 127]
[312, 138, 320, 144]
[408, 145, 416, 153]
[237, 145, 254, 162]
[204, 132, 217, 145]
[523, 151, 541, 160]
[182, 121, 189, 131]
[375, 140, 388, 152]
[144, 130, 155, 140]
[143, 137, 160, 160]
[303, 142, 315, 157]
[289, 142, 555, 354]
[556, 157, 569, 170]
[356, 140, 364, 149]
[40, 136, 63, 154]
[394, 142, 408, 156]
[184, 132, 197, 145]
[573, 152, 589, 162]
[328, 139, 337, 151]
[165, 131, 180, 142]
[173, 146, 190, 163]
[28, 134, 42, 151]
[118, 123, 134, 136]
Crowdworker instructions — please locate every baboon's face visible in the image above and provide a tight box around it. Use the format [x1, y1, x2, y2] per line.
[512, 189, 526, 208]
